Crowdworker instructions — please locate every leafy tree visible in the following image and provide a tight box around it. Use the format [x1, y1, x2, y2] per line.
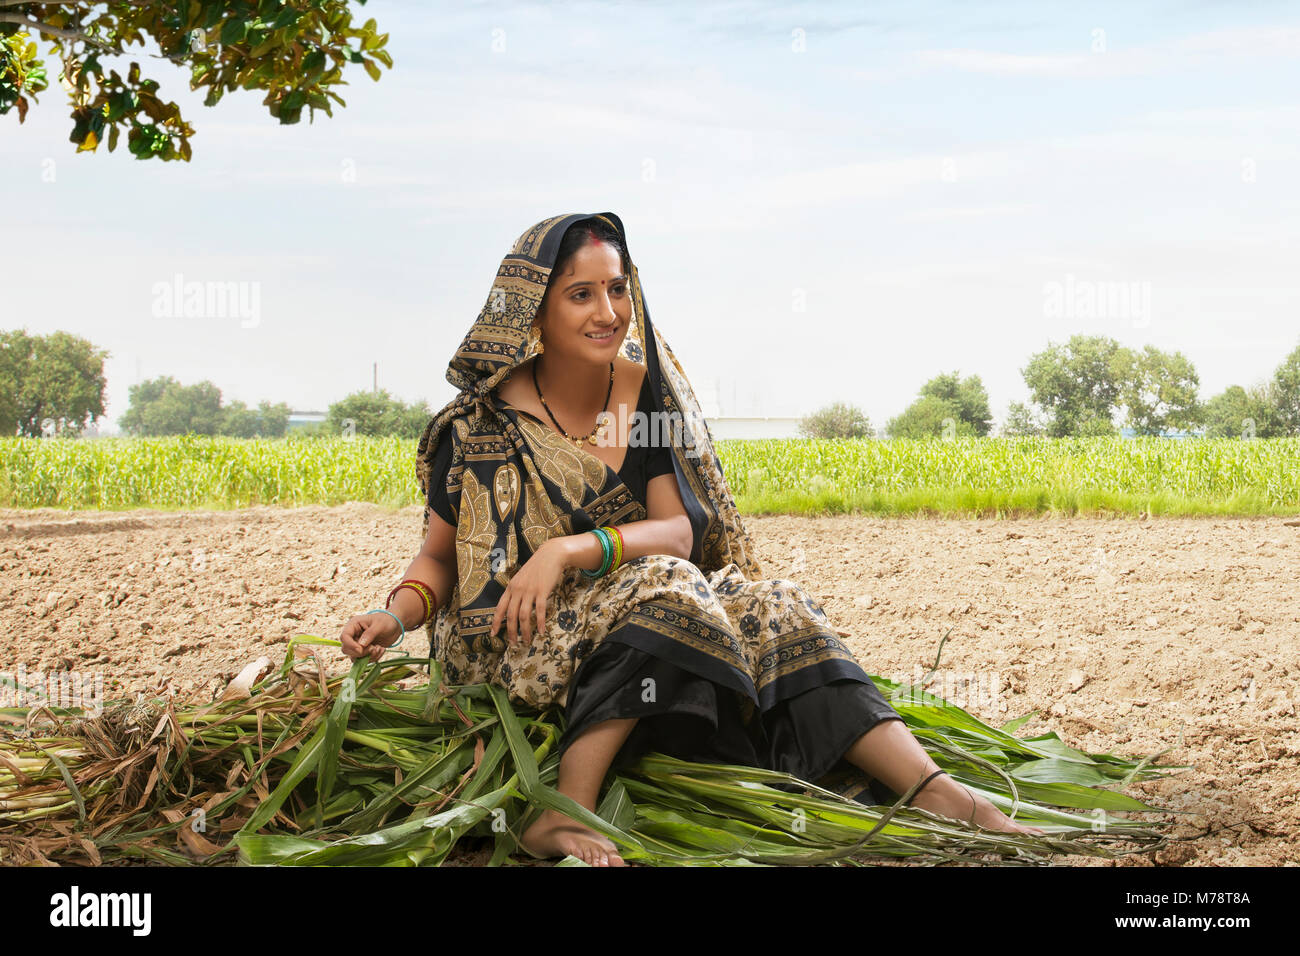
[120, 376, 292, 436]
[0, 329, 24, 433]
[888, 370, 992, 438]
[120, 375, 224, 435]
[1076, 412, 1119, 437]
[327, 389, 431, 439]
[1113, 345, 1202, 436]
[220, 400, 262, 438]
[1201, 383, 1284, 439]
[1000, 400, 1045, 437]
[220, 398, 291, 437]
[887, 395, 977, 439]
[0, 0, 391, 160]
[257, 399, 290, 437]
[0, 31, 47, 123]
[0, 328, 107, 436]
[1022, 335, 1126, 437]
[1270, 339, 1300, 435]
[797, 401, 872, 439]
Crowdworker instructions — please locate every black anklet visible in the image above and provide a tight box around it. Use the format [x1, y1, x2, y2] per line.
[905, 769, 947, 807]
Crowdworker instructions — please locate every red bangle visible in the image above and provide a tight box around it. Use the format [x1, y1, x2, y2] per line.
[387, 579, 438, 626]
[409, 579, 439, 619]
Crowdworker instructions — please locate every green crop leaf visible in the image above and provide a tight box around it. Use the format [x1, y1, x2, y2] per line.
[2, 635, 1179, 866]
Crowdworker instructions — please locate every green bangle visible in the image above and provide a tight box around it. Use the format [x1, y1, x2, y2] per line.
[598, 529, 614, 576]
[593, 528, 613, 577]
[580, 528, 613, 578]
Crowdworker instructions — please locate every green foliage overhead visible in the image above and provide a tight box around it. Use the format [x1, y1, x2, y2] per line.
[0, 0, 391, 160]
[797, 401, 872, 439]
[0, 328, 107, 437]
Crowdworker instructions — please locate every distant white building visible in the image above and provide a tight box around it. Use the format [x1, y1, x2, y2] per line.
[288, 410, 328, 431]
[707, 416, 804, 440]
[694, 376, 806, 439]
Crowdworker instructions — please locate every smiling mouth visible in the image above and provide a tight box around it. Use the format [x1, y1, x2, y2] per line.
[586, 328, 617, 340]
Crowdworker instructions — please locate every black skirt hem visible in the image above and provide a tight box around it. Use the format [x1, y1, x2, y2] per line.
[560, 639, 905, 792]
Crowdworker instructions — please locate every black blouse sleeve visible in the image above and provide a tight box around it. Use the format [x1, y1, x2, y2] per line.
[425, 433, 457, 526]
[644, 440, 675, 481]
[640, 373, 675, 483]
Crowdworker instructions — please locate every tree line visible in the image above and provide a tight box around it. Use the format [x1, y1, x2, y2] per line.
[0, 328, 429, 439]
[800, 334, 1300, 440]
[6, 327, 1300, 440]
[115, 379, 432, 440]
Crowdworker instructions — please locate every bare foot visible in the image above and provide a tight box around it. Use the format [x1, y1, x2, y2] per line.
[910, 775, 1046, 836]
[520, 809, 627, 866]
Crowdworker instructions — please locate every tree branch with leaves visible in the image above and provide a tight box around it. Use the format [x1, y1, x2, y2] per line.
[0, 0, 391, 160]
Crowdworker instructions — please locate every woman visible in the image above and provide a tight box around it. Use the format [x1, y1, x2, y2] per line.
[339, 212, 1042, 866]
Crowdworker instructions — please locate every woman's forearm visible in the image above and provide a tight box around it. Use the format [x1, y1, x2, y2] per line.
[386, 554, 457, 630]
[557, 516, 693, 572]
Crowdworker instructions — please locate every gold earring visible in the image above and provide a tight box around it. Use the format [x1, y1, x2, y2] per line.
[527, 324, 544, 355]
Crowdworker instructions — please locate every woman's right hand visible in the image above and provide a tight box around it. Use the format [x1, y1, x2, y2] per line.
[339, 611, 403, 663]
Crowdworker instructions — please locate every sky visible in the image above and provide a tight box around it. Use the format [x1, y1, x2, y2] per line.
[2, 0, 1298, 434]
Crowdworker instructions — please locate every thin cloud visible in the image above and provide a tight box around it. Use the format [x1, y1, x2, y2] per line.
[911, 22, 1300, 77]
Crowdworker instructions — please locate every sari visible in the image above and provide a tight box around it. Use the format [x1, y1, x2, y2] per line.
[416, 211, 901, 795]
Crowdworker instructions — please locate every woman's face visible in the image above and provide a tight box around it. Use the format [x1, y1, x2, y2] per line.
[534, 240, 631, 366]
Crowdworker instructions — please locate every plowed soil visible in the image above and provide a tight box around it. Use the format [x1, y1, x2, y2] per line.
[3, 505, 1294, 866]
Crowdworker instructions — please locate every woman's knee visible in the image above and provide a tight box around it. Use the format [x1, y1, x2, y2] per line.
[657, 554, 702, 578]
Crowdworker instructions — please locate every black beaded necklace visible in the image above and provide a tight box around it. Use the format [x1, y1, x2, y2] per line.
[532, 360, 614, 447]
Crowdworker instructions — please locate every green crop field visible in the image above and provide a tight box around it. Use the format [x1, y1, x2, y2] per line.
[2, 434, 1298, 516]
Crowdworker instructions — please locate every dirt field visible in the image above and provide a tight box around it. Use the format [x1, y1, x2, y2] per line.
[2, 504, 1295, 866]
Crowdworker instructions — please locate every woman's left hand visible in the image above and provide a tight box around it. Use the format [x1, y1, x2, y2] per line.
[489, 538, 570, 646]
